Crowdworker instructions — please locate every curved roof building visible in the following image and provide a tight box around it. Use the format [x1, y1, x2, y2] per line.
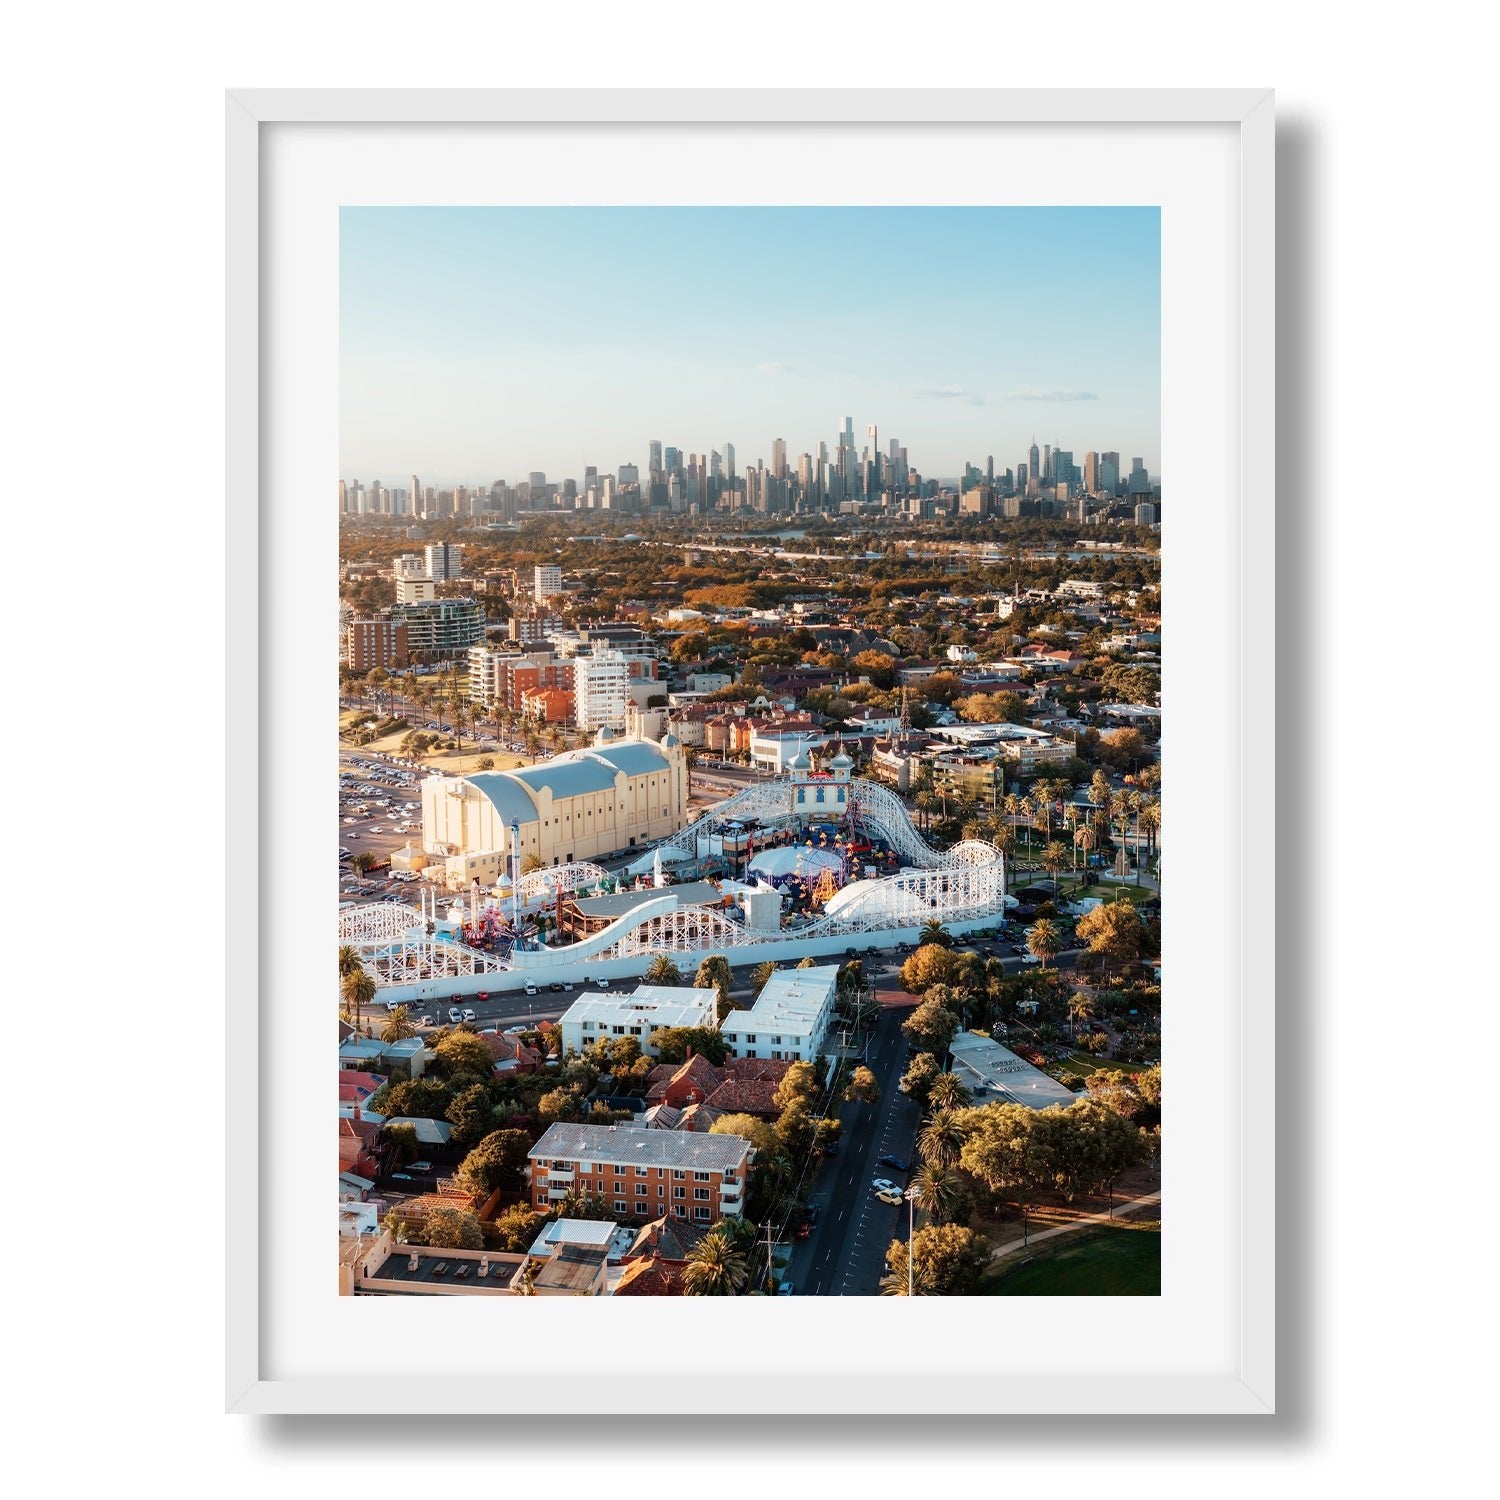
[421, 734, 688, 881]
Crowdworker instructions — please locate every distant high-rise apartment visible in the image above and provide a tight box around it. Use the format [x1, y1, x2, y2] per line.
[425, 542, 463, 582]
[534, 564, 563, 603]
[338, 479, 348, 513]
[395, 576, 436, 605]
[573, 644, 631, 733]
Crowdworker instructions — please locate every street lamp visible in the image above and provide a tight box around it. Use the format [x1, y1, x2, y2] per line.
[903, 1185, 919, 1297]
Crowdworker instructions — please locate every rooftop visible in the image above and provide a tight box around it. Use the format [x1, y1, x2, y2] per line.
[572, 881, 724, 920]
[560, 985, 717, 1032]
[720, 965, 839, 1040]
[947, 1033, 1080, 1111]
[529, 1122, 751, 1171]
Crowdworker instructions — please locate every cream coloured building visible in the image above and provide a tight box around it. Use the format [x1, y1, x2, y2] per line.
[421, 727, 689, 875]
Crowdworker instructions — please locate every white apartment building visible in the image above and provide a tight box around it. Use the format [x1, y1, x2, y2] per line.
[393, 553, 428, 579]
[574, 644, 630, 733]
[558, 984, 719, 1059]
[425, 542, 464, 581]
[534, 564, 563, 603]
[719, 965, 839, 1064]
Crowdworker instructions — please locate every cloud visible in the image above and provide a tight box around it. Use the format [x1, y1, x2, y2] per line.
[754, 361, 796, 375]
[1001, 388, 1100, 402]
[915, 385, 987, 405]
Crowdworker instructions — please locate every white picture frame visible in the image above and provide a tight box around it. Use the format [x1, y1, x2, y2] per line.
[227, 88, 1274, 1416]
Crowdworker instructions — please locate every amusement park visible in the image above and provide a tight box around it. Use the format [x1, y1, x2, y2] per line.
[337, 744, 1014, 1007]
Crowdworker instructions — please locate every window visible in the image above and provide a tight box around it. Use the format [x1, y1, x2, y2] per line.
[773, 1036, 782, 1045]
[613, 1164, 624, 1176]
[614, 1201, 627, 1213]
[673, 1206, 687, 1218]
[673, 1187, 685, 1199]
[694, 1208, 711, 1221]
[693, 1171, 711, 1181]
[746, 1035, 756, 1044]
[694, 1188, 710, 1201]
[636, 1184, 648, 1197]
[672, 1169, 685, 1181]
[578, 1162, 592, 1173]
[636, 1165, 648, 1176]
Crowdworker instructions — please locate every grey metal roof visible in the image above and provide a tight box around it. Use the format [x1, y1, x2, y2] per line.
[466, 772, 541, 825]
[529, 1122, 750, 1170]
[510, 756, 619, 799]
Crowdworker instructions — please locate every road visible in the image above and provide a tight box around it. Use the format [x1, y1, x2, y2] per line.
[788, 1002, 923, 1296]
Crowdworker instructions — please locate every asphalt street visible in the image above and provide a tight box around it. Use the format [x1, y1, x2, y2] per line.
[787, 1002, 922, 1297]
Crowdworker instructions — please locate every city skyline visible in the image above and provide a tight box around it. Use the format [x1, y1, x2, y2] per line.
[341, 207, 1160, 482]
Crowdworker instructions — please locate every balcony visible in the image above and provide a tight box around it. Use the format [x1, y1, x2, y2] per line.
[543, 1166, 574, 1182]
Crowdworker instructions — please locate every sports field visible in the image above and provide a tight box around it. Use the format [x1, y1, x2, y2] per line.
[978, 1222, 1161, 1296]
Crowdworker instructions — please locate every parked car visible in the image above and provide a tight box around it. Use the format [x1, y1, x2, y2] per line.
[876, 1188, 905, 1206]
[462, 1008, 477, 1023]
[448, 1006, 462, 1023]
[877, 1155, 909, 1172]
[548, 982, 564, 992]
[776, 1281, 795, 1296]
[524, 982, 539, 996]
[872, 1178, 898, 1194]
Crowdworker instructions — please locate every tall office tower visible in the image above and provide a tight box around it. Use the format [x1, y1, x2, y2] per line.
[771, 436, 787, 480]
[423, 485, 437, 517]
[528, 472, 547, 500]
[584, 465, 598, 496]
[619, 462, 639, 487]
[1053, 451, 1074, 489]
[454, 485, 469, 517]
[797, 452, 813, 504]
[667, 472, 683, 511]
[410, 474, 421, 509]
[1128, 457, 1151, 495]
[649, 440, 663, 475]
[1043, 445, 1054, 485]
[867, 424, 879, 489]
[1100, 452, 1121, 496]
[843, 415, 855, 451]
[369, 480, 384, 513]
[986, 454, 995, 487]
[1028, 440, 1040, 481]
[663, 446, 682, 481]
[1083, 452, 1099, 493]
[1017, 463, 1028, 493]
[1003, 467, 1015, 496]
[724, 441, 736, 487]
[338, 479, 348, 513]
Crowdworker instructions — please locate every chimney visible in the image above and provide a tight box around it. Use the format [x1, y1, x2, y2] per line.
[353, 1103, 361, 1122]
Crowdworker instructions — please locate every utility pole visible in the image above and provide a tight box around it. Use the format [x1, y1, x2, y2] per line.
[755, 1221, 776, 1293]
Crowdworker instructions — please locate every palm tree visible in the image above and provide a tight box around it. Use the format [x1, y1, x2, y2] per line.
[338, 944, 362, 979]
[914, 789, 937, 834]
[681, 1230, 750, 1296]
[1026, 917, 1063, 969]
[919, 918, 952, 949]
[340, 966, 377, 1030]
[909, 1162, 965, 1225]
[751, 960, 779, 994]
[1073, 822, 1096, 874]
[917, 1107, 968, 1168]
[1066, 990, 1096, 1042]
[926, 1071, 972, 1113]
[1042, 841, 1067, 897]
[380, 1004, 418, 1042]
[1018, 795, 1035, 855]
[1139, 799, 1162, 857]
[644, 954, 684, 986]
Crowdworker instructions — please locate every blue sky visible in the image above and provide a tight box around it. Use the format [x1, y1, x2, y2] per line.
[341, 206, 1159, 485]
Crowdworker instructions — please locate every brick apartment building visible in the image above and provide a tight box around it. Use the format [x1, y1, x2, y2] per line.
[346, 618, 410, 670]
[527, 1123, 751, 1223]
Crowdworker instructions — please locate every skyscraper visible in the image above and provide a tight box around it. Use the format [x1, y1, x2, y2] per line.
[648, 440, 663, 475]
[1083, 452, 1099, 493]
[1029, 440, 1040, 481]
[771, 437, 787, 480]
[724, 442, 736, 486]
[1100, 452, 1120, 495]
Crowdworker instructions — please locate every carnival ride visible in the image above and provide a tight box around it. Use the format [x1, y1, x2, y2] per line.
[337, 775, 1008, 990]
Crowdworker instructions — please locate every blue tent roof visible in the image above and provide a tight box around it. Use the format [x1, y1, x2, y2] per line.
[466, 772, 541, 825]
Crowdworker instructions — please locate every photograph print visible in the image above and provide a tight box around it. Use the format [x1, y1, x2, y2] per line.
[337, 205, 1162, 1299]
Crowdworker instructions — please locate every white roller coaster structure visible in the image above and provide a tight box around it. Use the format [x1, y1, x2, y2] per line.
[341, 774, 1008, 991]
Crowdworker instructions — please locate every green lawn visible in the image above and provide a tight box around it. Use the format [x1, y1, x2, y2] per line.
[978, 1222, 1160, 1296]
[1052, 1051, 1150, 1080]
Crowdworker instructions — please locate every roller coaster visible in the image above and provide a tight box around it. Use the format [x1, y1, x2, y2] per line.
[337, 773, 1008, 992]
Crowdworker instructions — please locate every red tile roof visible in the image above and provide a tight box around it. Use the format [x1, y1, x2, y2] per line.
[612, 1254, 686, 1297]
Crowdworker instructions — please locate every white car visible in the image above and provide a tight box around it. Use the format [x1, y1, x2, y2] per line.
[448, 1007, 462, 1024]
[524, 982, 539, 996]
[462, 1009, 477, 1023]
[876, 1188, 905, 1206]
[872, 1178, 898, 1194]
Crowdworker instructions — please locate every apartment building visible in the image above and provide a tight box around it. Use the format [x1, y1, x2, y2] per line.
[345, 617, 409, 671]
[719, 965, 839, 1064]
[558, 984, 719, 1059]
[527, 1123, 751, 1223]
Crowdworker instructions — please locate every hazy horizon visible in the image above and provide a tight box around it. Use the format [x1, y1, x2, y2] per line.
[341, 206, 1160, 485]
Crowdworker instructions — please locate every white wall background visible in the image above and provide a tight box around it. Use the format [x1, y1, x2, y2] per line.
[6, 1, 1490, 1494]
